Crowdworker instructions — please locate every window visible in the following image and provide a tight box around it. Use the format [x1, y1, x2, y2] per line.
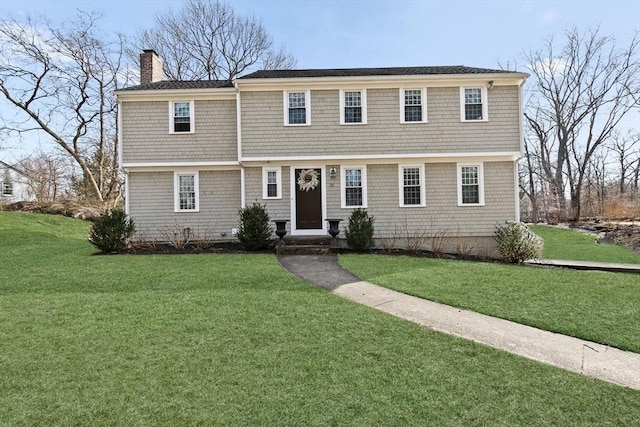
[170, 101, 195, 133]
[460, 87, 488, 121]
[174, 172, 199, 212]
[400, 88, 426, 123]
[284, 91, 310, 125]
[457, 163, 484, 206]
[262, 167, 282, 199]
[341, 165, 367, 208]
[1, 181, 12, 196]
[340, 89, 367, 124]
[398, 165, 425, 207]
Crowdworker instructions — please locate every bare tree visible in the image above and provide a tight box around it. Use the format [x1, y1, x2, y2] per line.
[131, 0, 296, 80]
[608, 130, 640, 195]
[17, 151, 69, 202]
[0, 12, 132, 208]
[524, 27, 640, 220]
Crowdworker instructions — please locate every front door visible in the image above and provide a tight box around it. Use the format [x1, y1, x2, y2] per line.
[295, 168, 322, 230]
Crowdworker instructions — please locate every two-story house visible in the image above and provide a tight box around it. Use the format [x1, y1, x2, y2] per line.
[116, 50, 527, 252]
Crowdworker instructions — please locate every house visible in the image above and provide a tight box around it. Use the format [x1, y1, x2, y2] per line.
[0, 160, 35, 203]
[115, 50, 528, 252]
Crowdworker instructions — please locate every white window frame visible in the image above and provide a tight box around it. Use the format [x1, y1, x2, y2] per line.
[399, 88, 427, 123]
[262, 166, 282, 199]
[169, 100, 195, 134]
[460, 87, 488, 122]
[1, 180, 12, 196]
[398, 164, 426, 207]
[340, 165, 368, 208]
[457, 163, 485, 206]
[283, 91, 311, 126]
[174, 171, 199, 212]
[339, 89, 367, 125]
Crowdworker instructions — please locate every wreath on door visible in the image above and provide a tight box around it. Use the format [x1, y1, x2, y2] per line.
[297, 169, 319, 192]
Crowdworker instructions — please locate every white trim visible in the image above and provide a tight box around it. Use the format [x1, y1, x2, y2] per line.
[399, 88, 427, 123]
[457, 162, 485, 206]
[460, 87, 488, 122]
[235, 74, 529, 92]
[123, 161, 238, 168]
[117, 100, 123, 169]
[340, 165, 368, 208]
[115, 87, 236, 101]
[283, 90, 311, 126]
[398, 164, 426, 207]
[514, 160, 520, 221]
[339, 89, 367, 125]
[173, 171, 200, 212]
[240, 167, 246, 209]
[169, 100, 195, 134]
[262, 166, 282, 199]
[290, 165, 327, 236]
[241, 151, 521, 164]
[236, 91, 242, 162]
[124, 171, 130, 215]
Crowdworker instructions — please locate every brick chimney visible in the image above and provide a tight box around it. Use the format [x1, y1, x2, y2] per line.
[140, 49, 163, 84]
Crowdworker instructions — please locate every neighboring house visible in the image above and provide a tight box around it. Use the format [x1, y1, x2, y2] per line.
[115, 50, 528, 252]
[0, 160, 35, 203]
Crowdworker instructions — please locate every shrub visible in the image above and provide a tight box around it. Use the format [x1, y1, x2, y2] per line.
[89, 208, 135, 253]
[237, 203, 272, 250]
[494, 221, 543, 263]
[345, 208, 375, 251]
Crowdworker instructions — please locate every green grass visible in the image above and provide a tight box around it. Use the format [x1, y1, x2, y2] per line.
[1, 212, 639, 425]
[530, 224, 640, 264]
[340, 254, 640, 354]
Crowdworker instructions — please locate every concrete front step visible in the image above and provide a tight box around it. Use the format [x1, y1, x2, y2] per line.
[276, 244, 340, 255]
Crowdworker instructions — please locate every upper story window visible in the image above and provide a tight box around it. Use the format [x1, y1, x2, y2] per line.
[400, 88, 427, 123]
[262, 167, 282, 199]
[170, 101, 195, 133]
[460, 87, 488, 122]
[1, 180, 12, 196]
[284, 91, 311, 126]
[174, 171, 199, 212]
[340, 89, 367, 125]
[398, 164, 426, 207]
[458, 163, 485, 206]
[341, 165, 367, 208]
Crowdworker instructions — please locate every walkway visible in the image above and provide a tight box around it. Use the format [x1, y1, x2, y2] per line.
[527, 258, 640, 274]
[278, 254, 640, 390]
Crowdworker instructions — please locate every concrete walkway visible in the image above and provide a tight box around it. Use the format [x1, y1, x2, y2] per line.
[527, 258, 640, 274]
[278, 254, 640, 390]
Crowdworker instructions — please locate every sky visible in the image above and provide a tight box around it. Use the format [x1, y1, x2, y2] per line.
[1, 0, 638, 70]
[0, 0, 639, 159]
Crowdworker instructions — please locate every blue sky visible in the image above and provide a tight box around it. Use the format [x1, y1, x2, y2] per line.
[0, 0, 638, 159]
[2, 0, 639, 70]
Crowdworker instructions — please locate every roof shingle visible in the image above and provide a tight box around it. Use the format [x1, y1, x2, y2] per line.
[239, 66, 520, 79]
[118, 80, 234, 91]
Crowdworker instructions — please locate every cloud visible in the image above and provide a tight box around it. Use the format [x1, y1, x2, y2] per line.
[538, 8, 559, 25]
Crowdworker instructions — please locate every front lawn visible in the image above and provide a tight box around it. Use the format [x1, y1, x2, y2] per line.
[340, 254, 640, 353]
[1, 212, 638, 425]
[529, 224, 640, 264]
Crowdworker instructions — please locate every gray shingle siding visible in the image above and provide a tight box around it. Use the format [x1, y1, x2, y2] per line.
[241, 86, 520, 158]
[128, 171, 241, 241]
[121, 100, 237, 163]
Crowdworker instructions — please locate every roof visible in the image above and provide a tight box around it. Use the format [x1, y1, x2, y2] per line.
[0, 160, 28, 176]
[117, 66, 526, 92]
[118, 80, 234, 91]
[239, 66, 522, 79]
